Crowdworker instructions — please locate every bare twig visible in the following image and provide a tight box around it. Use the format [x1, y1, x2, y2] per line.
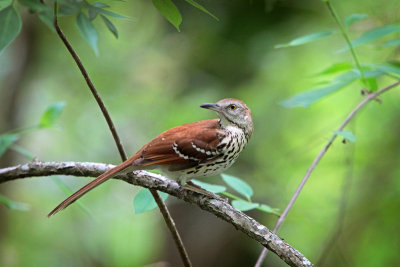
[0, 161, 314, 267]
[53, 7, 126, 161]
[53, 4, 191, 266]
[317, 125, 355, 266]
[254, 81, 400, 266]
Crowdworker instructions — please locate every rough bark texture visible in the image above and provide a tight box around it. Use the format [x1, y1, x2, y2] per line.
[0, 161, 313, 267]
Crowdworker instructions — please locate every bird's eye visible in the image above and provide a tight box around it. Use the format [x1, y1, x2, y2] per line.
[229, 104, 237, 110]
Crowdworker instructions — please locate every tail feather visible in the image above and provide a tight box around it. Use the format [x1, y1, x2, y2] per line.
[48, 160, 134, 217]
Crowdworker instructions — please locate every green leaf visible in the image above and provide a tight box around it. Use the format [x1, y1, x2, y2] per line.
[316, 62, 353, 76]
[101, 15, 118, 38]
[280, 81, 351, 108]
[10, 144, 34, 160]
[257, 204, 280, 215]
[333, 130, 356, 143]
[38, 7, 55, 31]
[368, 63, 400, 76]
[382, 39, 400, 47]
[344, 13, 367, 27]
[232, 200, 259, 211]
[39, 102, 66, 128]
[59, 4, 80, 16]
[19, 0, 47, 12]
[88, 7, 98, 20]
[275, 30, 335, 49]
[85, 4, 131, 20]
[0, 0, 12, 11]
[51, 176, 94, 217]
[364, 77, 378, 91]
[152, 0, 182, 32]
[221, 173, 253, 200]
[93, 2, 110, 8]
[0, 194, 29, 211]
[76, 12, 99, 55]
[0, 5, 22, 54]
[341, 25, 400, 51]
[191, 180, 226, 193]
[133, 189, 169, 214]
[183, 0, 218, 21]
[0, 134, 19, 157]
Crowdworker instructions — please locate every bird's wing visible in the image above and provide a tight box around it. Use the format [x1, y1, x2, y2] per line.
[133, 119, 225, 168]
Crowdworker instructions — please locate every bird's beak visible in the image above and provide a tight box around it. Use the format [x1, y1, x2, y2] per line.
[200, 103, 220, 112]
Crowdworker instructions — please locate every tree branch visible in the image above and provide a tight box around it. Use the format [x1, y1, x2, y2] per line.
[0, 161, 314, 267]
[53, 3, 191, 266]
[255, 80, 400, 266]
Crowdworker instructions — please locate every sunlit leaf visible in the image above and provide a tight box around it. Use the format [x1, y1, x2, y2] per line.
[221, 174, 253, 200]
[364, 77, 378, 91]
[334, 68, 384, 83]
[0, 5, 22, 54]
[257, 204, 280, 215]
[275, 30, 335, 49]
[341, 25, 400, 51]
[0, 0, 12, 11]
[382, 39, 400, 47]
[76, 12, 99, 55]
[191, 180, 226, 193]
[280, 81, 351, 108]
[0, 134, 19, 157]
[133, 189, 168, 214]
[152, 0, 182, 32]
[183, 0, 218, 21]
[232, 200, 259, 211]
[39, 102, 66, 128]
[344, 13, 367, 27]
[101, 15, 118, 38]
[333, 130, 356, 143]
[0, 194, 29, 211]
[316, 62, 353, 76]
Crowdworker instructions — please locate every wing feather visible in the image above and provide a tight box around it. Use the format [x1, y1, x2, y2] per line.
[132, 119, 225, 168]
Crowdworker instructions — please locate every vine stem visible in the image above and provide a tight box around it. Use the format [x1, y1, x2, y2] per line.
[53, 3, 192, 266]
[254, 81, 400, 267]
[326, 0, 367, 86]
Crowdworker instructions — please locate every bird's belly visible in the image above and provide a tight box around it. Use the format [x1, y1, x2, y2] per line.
[161, 155, 240, 184]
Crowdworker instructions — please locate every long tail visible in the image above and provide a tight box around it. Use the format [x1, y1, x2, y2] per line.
[48, 159, 134, 217]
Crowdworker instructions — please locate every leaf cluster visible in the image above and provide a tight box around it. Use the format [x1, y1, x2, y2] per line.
[133, 173, 280, 215]
[278, 13, 400, 109]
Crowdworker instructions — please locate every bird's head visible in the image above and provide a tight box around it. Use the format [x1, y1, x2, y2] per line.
[201, 98, 253, 137]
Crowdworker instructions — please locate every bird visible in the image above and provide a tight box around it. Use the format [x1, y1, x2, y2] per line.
[48, 98, 253, 217]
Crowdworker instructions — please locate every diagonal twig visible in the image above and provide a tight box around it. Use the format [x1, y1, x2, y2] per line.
[52, 3, 192, 266]
[254, 80, 400, 266]
[0, 161, 314, 267]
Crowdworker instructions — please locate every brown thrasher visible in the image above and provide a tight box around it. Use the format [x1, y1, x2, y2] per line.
[48, 98, 253, 216]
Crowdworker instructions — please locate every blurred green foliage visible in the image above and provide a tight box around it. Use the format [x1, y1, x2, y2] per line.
[1, 0, 400, 266]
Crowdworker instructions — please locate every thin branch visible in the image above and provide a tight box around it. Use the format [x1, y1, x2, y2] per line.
[0, 161, 314, 267]
[254, 80, 400, 267]
[53, 4, 126, 161]
[52, 4, 191, 266]
[317, 124, 355, 266]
